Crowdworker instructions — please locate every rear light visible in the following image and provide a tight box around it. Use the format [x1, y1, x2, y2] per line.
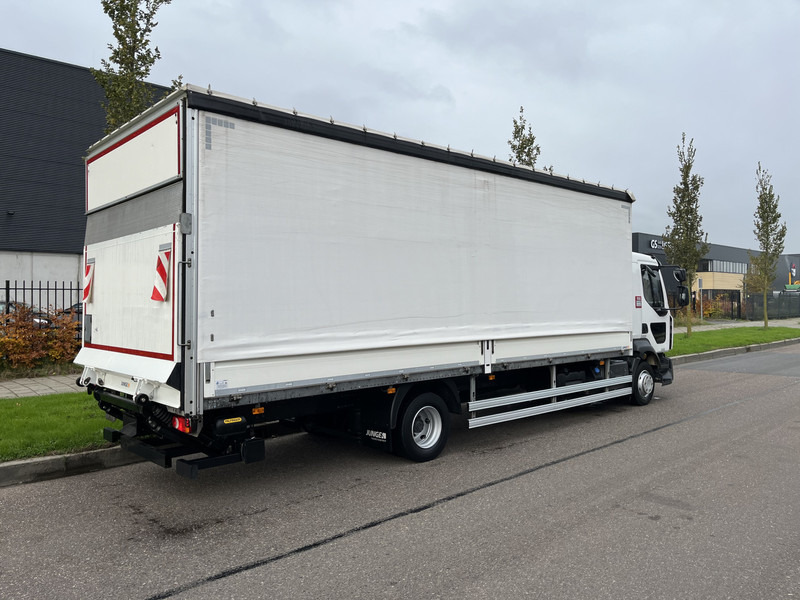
[172, 416, 193, 434]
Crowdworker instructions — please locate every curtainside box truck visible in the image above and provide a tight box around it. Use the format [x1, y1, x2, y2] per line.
[75, 85, 688, 478]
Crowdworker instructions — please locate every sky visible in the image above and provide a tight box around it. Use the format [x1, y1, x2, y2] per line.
[3, 0, 799, 251]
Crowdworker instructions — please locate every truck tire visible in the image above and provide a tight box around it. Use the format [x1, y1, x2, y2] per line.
[632, 361, 655, 406]
[396, 392, 450, 462]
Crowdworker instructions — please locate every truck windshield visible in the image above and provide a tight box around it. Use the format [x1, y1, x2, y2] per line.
[641, 266, 665, 309]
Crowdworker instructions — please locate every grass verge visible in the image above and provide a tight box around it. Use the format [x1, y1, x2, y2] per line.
[0, 392, 121, 462]
[668, 326, 800, 357]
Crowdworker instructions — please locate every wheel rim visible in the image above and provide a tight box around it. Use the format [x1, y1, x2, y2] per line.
[411, 406, 442, 449]
[637, 368, 654, 398]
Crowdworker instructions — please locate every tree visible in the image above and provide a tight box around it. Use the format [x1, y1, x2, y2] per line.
[508, 106, 541, 168]
[749, 162, 786, 328]
[91, 0, 176, 133]
[663, 133, 709, 335]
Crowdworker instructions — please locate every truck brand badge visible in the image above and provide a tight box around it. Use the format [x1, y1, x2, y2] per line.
[366, 429, 387, 441]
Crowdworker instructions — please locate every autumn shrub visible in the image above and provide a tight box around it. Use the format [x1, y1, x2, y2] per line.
[702, 297, 727, 319]
[0, 305, 79, 371]
[47, 311, 80, 362]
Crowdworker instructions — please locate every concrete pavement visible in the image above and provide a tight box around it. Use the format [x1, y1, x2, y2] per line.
[0, 373, 83, 399]
[674, 316, 800, 334]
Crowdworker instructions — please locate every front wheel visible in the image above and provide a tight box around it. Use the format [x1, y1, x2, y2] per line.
[396, 392, 450, 462]
[631, 361, 655, 406]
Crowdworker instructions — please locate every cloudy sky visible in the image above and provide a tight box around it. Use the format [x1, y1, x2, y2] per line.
[4, 0, 798, 250]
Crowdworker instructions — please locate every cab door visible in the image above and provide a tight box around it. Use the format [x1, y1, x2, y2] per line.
[638, 264, 670, 351]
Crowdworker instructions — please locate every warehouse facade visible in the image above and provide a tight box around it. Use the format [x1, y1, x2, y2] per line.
[633, 232, 800, 319]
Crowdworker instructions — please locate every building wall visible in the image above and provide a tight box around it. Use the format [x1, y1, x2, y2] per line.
[694, 272, 743, 293]
[0, 49, 107, 257]
[0, 251, 81, 284]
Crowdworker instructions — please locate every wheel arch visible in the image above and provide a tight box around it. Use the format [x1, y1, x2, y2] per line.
[389, 379, 461, 430]
[631, 339, 660, 370]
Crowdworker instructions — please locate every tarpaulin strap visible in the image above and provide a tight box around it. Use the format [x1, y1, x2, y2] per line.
[83, 259, 95, 303]
[151, 243, 172, 302]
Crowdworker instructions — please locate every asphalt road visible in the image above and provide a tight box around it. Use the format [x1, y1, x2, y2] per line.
[2, 347, 799, 600]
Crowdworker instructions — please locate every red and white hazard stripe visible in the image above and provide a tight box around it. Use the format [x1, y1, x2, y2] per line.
[83, 259, 95, 303]
[151, 244, 172, 302]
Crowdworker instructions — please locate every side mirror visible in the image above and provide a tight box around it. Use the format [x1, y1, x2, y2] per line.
[676, 285, 690, 307]
[673, 268, 687, 284]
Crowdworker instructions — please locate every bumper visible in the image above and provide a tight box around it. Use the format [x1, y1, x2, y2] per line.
[656, 354, 674, 385]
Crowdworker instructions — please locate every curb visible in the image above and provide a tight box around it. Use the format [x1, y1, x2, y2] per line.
[0, 446, 144, 488]
[3, 336, 800, 488]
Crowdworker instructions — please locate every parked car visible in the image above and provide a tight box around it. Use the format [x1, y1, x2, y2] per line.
[59, 302, 83, 320]
[0, 301, 53, 328]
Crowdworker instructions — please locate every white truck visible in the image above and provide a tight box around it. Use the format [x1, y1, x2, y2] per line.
[75, 85, 688, 478]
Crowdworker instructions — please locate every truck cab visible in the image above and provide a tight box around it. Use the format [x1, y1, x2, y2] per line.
[630, 252, 688, 404]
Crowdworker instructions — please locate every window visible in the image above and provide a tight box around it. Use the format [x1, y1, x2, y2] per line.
[703, 260, 747, 274]
[641, 266, 665, 310]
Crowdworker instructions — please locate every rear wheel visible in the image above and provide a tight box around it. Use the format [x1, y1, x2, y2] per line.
[396, 392, 450, 462]
[631, 361, 655, 406]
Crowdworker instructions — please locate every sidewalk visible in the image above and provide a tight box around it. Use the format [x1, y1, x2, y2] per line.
[674, 316, 800, 334]
[0, 374, 83, 399]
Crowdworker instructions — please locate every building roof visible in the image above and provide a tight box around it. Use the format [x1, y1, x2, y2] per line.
[632, 232, 757, 262]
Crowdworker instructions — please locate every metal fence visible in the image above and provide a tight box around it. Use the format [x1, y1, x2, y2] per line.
[745, 292, 800, 320]
[695, 289, 742, 320]
[3, 280, 81, 314]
